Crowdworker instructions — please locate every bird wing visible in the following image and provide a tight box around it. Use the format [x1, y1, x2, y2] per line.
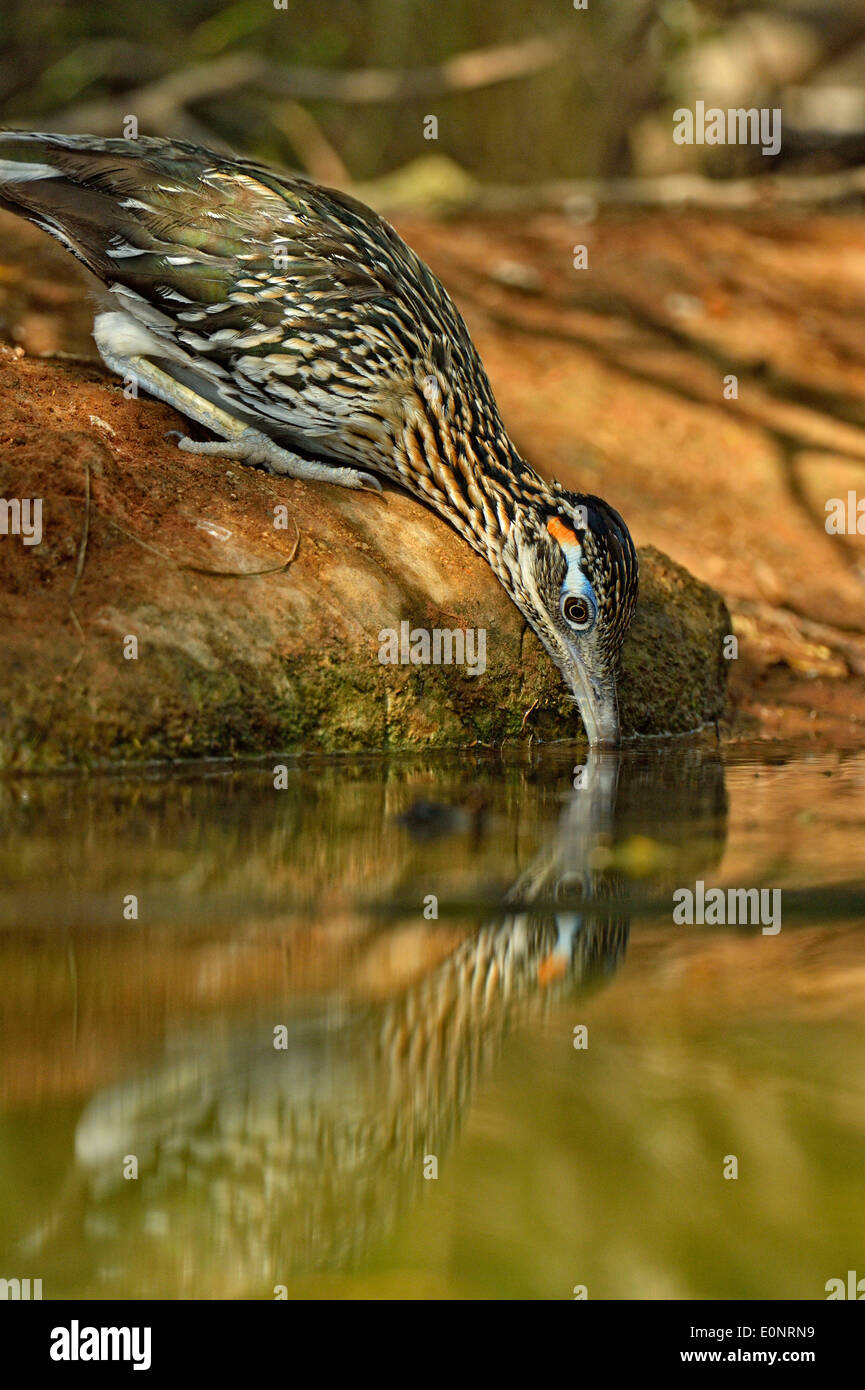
[0, 132, 500, 467]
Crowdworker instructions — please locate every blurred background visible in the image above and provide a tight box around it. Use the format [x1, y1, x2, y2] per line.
[6, 0, 865, 192]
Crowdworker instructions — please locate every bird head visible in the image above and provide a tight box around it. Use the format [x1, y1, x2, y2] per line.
[500, 489, 638, 745]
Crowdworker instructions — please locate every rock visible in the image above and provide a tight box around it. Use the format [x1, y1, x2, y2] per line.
[0, 349, 729, 770]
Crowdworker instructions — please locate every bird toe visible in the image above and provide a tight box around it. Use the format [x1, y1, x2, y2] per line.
[355, 471, 384, 494]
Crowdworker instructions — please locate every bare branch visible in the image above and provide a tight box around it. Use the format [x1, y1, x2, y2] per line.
[463, 167, 865, 215]
[38, 34, 571, 136]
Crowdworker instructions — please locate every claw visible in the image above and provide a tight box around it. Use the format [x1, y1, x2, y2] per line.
[164, 429, 184, 443]
[357, 472, 384, 494]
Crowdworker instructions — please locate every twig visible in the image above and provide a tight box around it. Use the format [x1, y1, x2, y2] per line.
[66, 454, 90, 670]
[104, 511, 300, 577]
[38, 34, 571, 135]
[467, 167, 865, 215]
[48, 486, 300, 578]
[271, 100, 351, 186]
[68, 455, 90, 606]
[734, 597, 865, 673]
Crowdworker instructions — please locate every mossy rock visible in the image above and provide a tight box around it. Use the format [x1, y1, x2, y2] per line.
[0, 349, 730, 770]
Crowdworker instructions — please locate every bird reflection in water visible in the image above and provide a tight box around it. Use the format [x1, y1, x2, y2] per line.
[22, 747, 725, 1297]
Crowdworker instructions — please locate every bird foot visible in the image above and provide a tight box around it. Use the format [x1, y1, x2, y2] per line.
[164, 427, 383, 492]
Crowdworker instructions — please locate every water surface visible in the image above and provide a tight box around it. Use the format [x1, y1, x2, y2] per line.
[1, 740, 864, 1299]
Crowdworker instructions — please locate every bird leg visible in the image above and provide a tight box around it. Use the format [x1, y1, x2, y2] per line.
[100, 351, 383, 493]
[165, 429, 383, 493]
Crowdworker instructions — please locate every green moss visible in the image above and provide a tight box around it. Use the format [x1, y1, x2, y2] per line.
[0, 542, 729, 771]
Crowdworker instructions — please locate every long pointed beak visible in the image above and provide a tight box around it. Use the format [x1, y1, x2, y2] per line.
[566, 660, 620, 747]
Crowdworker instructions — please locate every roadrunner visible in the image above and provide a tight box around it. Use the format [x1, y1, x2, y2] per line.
[0, 131, 638, 743]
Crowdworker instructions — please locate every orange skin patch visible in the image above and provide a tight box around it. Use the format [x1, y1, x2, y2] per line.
[547, 516, 580, 549]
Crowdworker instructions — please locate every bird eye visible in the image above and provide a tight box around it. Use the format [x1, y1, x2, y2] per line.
[562, 594, 594, 629]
